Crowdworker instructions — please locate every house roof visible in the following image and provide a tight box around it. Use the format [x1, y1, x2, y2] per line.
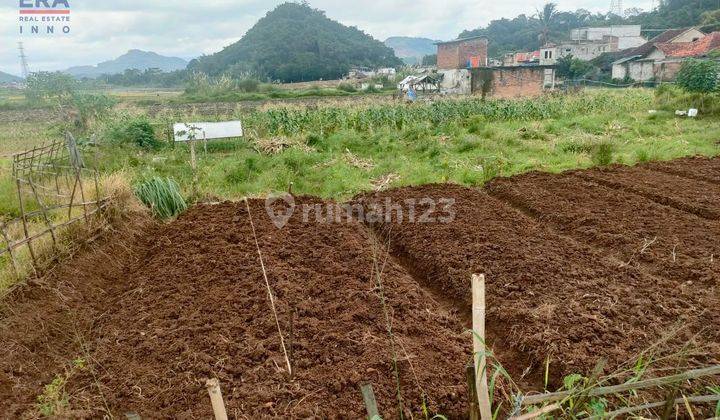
[655, 32, 720, 58]
[435, 35, 488, 46]
[618, 28, 698, 59]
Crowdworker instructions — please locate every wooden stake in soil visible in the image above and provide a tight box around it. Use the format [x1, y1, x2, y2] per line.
[205, 378, 229, 420]
[466, 364, 480, 420]
[16, 179, 38, 272]
[244, 198, 293, 377]
[360, 383, 380, 419]
[471, 274, 492, 420]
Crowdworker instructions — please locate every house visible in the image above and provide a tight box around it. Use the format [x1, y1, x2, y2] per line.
[435, 36, 489, 70]
[541, 36, 619, 65]
[611, 28, 710, 81]
[570, 25, 646, 50]
[538, 25, 646, 66]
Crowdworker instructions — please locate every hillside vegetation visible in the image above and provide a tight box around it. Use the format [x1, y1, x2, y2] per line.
[460, 0, 720, 57]
[188, 2, 401, 83]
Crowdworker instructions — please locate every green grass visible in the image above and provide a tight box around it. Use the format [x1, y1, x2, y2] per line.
[1, 88, 720, 212]
[134, 177, 187, 219]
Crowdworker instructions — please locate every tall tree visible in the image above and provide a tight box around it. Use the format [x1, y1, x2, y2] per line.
[536, 3, 558, 46]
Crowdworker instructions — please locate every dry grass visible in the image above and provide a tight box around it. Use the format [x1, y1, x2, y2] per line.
[0, 172, 144, 293]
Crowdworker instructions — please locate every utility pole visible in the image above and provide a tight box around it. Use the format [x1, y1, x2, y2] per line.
[609, 0, 624, 16]
[18, 42, 30, 79]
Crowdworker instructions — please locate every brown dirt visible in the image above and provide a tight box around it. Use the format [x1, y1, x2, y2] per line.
[1, 199, 469, 418]
[356, 183, 719, 386]
[1, 157, 720, 417]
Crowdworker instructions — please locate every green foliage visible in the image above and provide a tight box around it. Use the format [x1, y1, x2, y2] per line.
[134, 177, 187, 219]
[99, 68, 188, 88]
[24, 72, 78, 103]
[245, 90, 651, 137]
[458, 0, 719, 58]
[655, 83, 720, 116]
[556, 55, 593, 80]
[106, 116, 160, 149]
[188, 2, 402, 82]
[71, 93, 117, 128]
[337, 82, 357, 92]
[676, 59, 720, 93]
[592, 142, 614, 166]
[421, 54, 437, 66]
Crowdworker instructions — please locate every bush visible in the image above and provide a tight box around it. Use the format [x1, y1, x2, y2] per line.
[676, 59, 720, 93]
[337, 83, 357, 93]
[592, 143, 614, 166]
[134, 177, 187, 219]
[237, 78, 260, 93]
[106, 117, 160, 149]
[71, 93, 117, 128]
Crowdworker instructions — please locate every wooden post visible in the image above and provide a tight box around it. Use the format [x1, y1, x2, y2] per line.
[16, 179, 38, 273]
[472, 274, 492, 420]
[205, 378, 228, 420]
[360, 383, 380, 419]
[190, 140, 197, 171]
[0, 222, 20, 278]
[26, 178, 57, 249]
[466, 364, 480, 420]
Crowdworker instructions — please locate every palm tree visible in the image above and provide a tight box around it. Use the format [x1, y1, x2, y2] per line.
[536, 2, 558, 46]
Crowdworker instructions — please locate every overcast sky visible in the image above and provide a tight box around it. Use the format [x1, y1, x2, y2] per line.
[1, 0, 653, 75]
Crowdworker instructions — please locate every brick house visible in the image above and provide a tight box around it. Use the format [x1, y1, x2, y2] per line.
[435, 36, 489, 70]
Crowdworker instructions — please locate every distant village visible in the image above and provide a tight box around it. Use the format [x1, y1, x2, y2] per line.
[353, 25, 720, 99]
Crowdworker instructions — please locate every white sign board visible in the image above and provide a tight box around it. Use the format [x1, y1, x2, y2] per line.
[173, 121, 243, 142]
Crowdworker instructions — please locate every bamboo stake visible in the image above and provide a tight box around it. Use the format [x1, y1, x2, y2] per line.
[471, 274, 492, 420]
[205, 378, 229, 420]
[26, 178, 57, 248]
[466, 364, 480, 420]
[0, 222, 19, 277]
[244, 198, 293, 376]
[522, 365, 720, 405]
[360, 383, 380, 419]
[510, 403, 562, 420]
[16, 179, 38, 273]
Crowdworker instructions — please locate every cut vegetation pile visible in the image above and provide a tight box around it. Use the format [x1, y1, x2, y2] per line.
[1, 157, 719, 417]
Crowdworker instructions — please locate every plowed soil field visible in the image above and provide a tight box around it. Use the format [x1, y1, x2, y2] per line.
[1, 156, 719, 418]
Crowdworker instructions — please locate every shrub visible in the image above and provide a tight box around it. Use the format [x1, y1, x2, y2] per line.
[134, 177, 187, 219]
[106, 117, 160, 149]
[592, 143, 614, 166]
[337, 83, 357, 93]
[237, 78, 260, 92]
[676, 59, 720, 93]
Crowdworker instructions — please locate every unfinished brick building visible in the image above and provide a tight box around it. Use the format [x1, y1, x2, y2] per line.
[436, 36, 489, 69]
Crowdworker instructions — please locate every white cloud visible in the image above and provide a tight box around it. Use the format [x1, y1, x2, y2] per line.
[0, 0, 653, 75]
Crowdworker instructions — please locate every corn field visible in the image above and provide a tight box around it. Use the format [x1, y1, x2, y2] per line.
[243, 90, 652, 137]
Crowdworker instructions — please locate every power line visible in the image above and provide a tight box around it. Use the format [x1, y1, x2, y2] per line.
[18, 42, 30, 79]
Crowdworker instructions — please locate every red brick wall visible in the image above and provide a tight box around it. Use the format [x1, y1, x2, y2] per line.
[437, 38, 488, 69]
[481, 67, 547, 98]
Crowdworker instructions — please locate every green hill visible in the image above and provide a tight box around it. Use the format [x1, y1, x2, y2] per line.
[188, 2, 401, 82]
[65, 50, 188, 78]
[0, 71, 22, 83]
[384, 37, 438, 64]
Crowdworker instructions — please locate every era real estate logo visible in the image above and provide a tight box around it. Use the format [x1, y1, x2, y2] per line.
[18, 0, 71, 35]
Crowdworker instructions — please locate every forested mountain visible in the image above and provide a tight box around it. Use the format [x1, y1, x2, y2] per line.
[65, 50, 188, 79]
[0, 71, 22, 83]
[459, 0, 720, 57]
[188, 2, 401, 82]
[384, 37, 439, 64]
